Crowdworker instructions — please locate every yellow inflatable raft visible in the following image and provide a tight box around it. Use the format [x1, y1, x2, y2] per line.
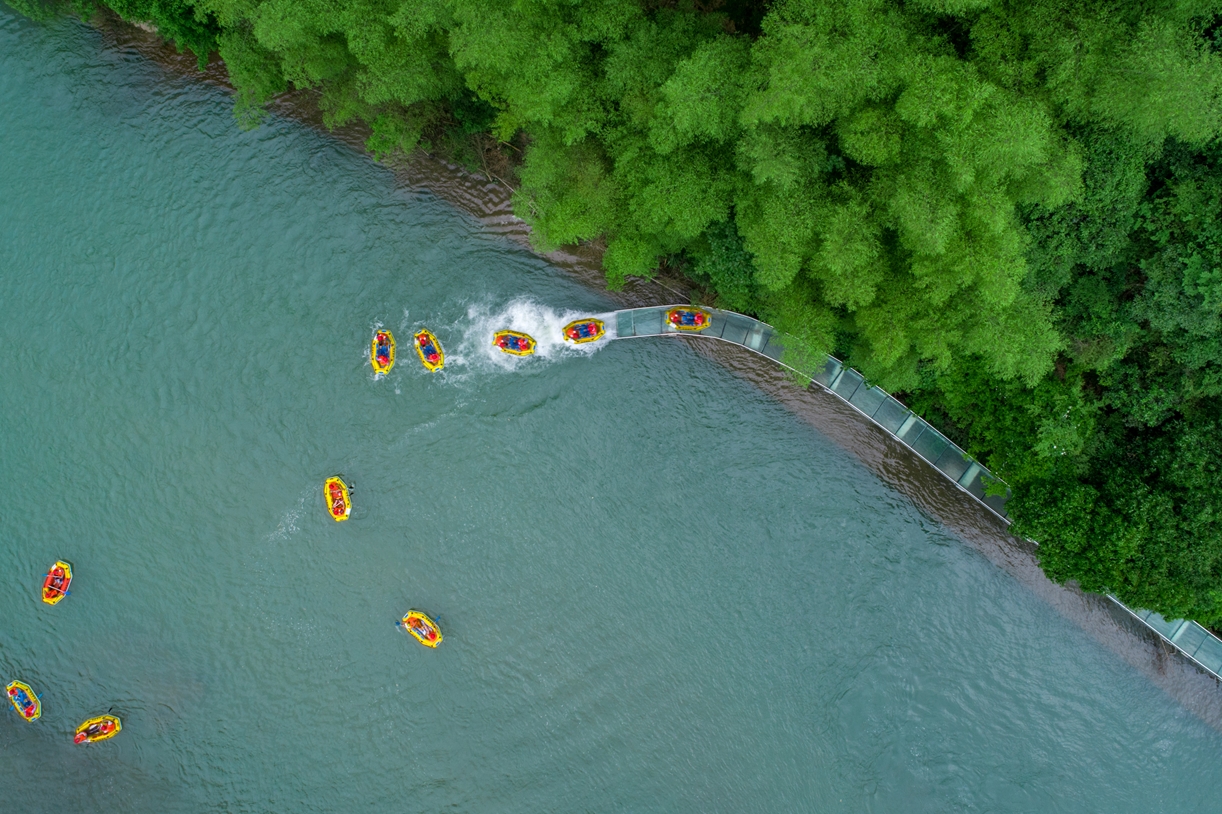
[666, 307, 712, 332]
[399, 610, 443, 647]
[324, 476, 351, 522]
[493, 329, 536, 356]
[42, 560, 72, 605]
[371, 329, 395, 375]
[74, 715, 121, 744]
[6, 680, 40, 721]
[562, 318, 605, 344]
[414, 329, 444, 371]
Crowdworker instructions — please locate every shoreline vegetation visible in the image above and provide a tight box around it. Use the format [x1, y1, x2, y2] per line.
[9, 0, 1222, 631]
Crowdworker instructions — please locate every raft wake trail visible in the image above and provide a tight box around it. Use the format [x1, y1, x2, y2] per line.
[453, 299, 616, 373]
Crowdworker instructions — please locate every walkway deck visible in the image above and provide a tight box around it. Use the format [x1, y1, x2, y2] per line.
[611, 304, 1222, 684]
[613, 305, 1006, 517]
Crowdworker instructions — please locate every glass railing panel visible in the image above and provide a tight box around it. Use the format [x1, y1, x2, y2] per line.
[719, 314, 752, 345]
[761, 334, 786, 362]
[705, 310, 730, 339]
[982, 491, 1010, 518]
[812, 358, 840, 387]
[957, 462, 982, 487]
[744, 323, 769, 352]
[1140, 611, 1182, 639]
[1172, 621, 1209, 656]
[831, 368, 865, 400]
[849, 384, 887, 418]
[616, 310, 635, 338]
[935, 448, 971, 482]
[871, 397, 910, 433]
[633, 307, 665, 336]
[1190, 634, 1222, 673]
[897, 415, 924, 442]
[910, 425, 950, 463]
[963, 470, 988, 500]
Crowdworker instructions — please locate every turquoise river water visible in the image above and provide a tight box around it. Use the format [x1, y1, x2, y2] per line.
[3, 8, 1222, 813]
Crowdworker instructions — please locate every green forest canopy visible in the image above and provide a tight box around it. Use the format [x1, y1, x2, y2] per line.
[14, 0, 1222, 626]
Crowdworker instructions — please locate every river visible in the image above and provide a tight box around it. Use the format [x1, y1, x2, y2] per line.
[2, 8, 1222, 813]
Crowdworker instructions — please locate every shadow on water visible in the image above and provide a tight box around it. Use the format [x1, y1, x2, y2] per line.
[87, 11, 1222, 730]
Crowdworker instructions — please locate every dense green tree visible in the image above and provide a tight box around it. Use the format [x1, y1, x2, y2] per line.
[104, 0, 221, 66]
[924, 135, 1222, 624]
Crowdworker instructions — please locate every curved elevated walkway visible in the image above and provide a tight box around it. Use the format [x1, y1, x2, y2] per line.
[610, 305, 1222, 683]
[612, 305, 1006, 517]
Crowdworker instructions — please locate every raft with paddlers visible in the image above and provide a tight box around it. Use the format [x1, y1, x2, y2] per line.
[398, 610, 443, 648]
[562, 318, 604, 344]
[414, 329, 444, 371]
[493, 329, 536, 356]
[74, 714, 121, 744]
[667, 307, 712, 332]
[371, 329, 395, 374]
[6, 681, 40, 721]
[324, 476, 351, 522]
[42, 560, 72, 605]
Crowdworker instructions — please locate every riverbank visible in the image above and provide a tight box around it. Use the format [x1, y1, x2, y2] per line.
[85, 13, 659, 302]
[83, 12, 1222, 728]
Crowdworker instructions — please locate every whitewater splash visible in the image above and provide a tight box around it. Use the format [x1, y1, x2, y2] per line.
[265, 490, 307, 541]
[448, 299, 616, 373]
